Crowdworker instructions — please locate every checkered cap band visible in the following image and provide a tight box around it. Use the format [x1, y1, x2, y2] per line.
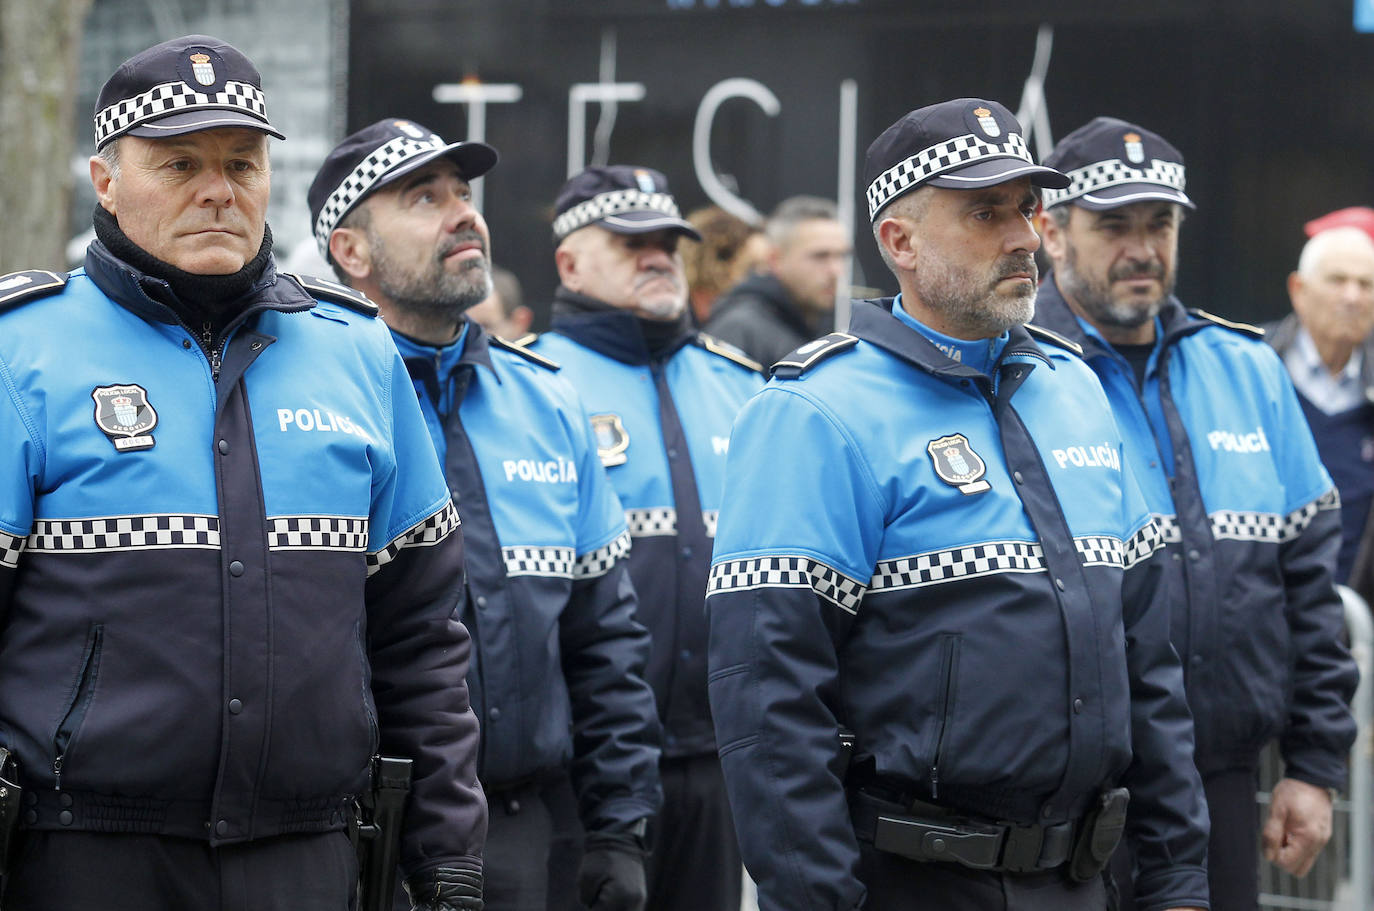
[1041, 157, 1187, 208]
[267, 516, 369, 551]
[708, 556, 867, 615]
[94, 80, 268, 147]
[313, 135, 452, 255]
[552, 190, 683, 241]
[367, 501, 460, 577]
[1, 529, 26, 569]
[866, 131, 1032, 220]
[28, 515, 219, 553]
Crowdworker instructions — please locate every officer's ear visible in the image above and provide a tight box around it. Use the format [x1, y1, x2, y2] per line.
[876, 214, 920, 272]
[1037, 207, 1069, 263]
[329, 227, 373, 282]
[554, 239, 581, 290]
[90, 155, 117, 215]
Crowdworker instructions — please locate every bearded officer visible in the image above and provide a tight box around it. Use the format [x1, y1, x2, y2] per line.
[706, 99, 1210, 911]
[309, 121, 662, 911]
[0, 36, 484, 910]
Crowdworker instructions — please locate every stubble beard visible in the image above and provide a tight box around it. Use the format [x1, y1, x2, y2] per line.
[370, 228, 494, 322]
[1057, 243, 1173, 331]
[915, 248, 1037, 338]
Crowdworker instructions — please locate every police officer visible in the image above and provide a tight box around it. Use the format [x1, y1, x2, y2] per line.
[706, 99, 1211, 911]
[0, 37, 484, 910]
[532, 166, 763, 911]
[309, 122, 662, 911]
[1033, 117, 1358, 911]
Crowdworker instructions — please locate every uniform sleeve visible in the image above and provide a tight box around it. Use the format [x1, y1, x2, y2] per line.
[560, 402, 663, 834]
[707, 386, 883, 911]
[365, 347, 486, 877]
[1116, 454, 1212, 911]
[1267, 361, 1359, 789]
[0, 354, 40, 621]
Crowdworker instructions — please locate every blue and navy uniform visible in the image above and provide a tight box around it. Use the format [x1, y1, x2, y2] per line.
[391, 320, 661, 834]
[1034, 277, 1358, 787]
[534, 304, 763, 758]
[707, 297, 1209, 911]
[0, 245, 483, 878]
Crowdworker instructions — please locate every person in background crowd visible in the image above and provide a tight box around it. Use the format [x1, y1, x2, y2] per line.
[1034, 116, 1358, 911]
[310, 121, 662, 911]
[533, 165, 764, 911]
[679, 205, 768, 326]
[467, 265, 534, 340]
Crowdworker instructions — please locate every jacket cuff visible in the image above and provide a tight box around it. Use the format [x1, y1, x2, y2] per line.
[1282, 747, 1349, 793]
[1132, 863, 1210, 911]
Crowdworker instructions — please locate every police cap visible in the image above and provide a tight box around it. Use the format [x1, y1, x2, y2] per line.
[1042, 117, 1195, 212]
[552, 166, 701, 243]
[94, 35, 285, 151]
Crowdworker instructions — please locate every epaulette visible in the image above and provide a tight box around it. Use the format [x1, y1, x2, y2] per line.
[283, 273, 379, 318]
[770, 332, 859, 379]
[1188, 308, 1264, 339]
[0, 270, 67, 313]
[696, 333, 764, 374]
[1024, 323, 1084, 356]
[490, 333, 560, 370]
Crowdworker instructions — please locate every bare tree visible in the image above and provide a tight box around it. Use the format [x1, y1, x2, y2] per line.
[0, 0, 94, 273]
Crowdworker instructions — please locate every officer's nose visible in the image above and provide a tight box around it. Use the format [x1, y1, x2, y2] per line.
[1007, 215, 1041, 254]
[197, 167, 236, 209]
[443, 194, 478, 233]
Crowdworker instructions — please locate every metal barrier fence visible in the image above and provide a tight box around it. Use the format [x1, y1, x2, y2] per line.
[1259, 585, 1372, 911]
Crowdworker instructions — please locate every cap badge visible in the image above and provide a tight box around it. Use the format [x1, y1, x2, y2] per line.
[590, 414, 629, 467]
[973, 107, 1001, 138]
[1123, 132, 1145, 165]
[633, 169, 657, 194]
[928, 433, 990, 495]
[395, 120, 427, 140]
[188, 52, 215, 87]
[92, 384, 158, 452]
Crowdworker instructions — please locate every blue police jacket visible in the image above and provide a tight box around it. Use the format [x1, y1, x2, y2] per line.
[1034, 276, 1358, 786]
[533, 294, 763, 758]
[0, 245, 484, 877]
[707, 298, 1210, 911]
[392, 319, 661, 834]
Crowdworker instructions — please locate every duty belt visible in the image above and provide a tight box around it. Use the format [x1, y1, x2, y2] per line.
[849, 789, 1076, 874]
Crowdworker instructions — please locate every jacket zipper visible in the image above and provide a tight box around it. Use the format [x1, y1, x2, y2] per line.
[929, 633, 961, 800]
[53, 624, 105, 790]
[201, 322, 224, 381]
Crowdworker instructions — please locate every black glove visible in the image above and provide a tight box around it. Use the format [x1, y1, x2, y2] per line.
[577, 833, 647, 911]
[407, 862, 484, 911]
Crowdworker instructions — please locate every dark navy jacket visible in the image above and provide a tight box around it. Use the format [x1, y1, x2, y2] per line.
[0, 246, 483, 878]
[707, 298, 1209, 911]
[1034, 277, 1358, 786]
[534, 303, 762, 758]
[393, 320, 661, 834]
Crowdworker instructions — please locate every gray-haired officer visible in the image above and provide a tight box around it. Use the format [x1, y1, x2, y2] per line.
[706, 98, 1210, 911]
[0, 36, 485, 910]
[1034, 117, 1358, 911]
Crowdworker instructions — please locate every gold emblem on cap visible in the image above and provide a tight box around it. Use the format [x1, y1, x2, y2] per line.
[1123, 131, 1145, 165]
[973, 106, 1000, 138]
[188, 52, 215, 87]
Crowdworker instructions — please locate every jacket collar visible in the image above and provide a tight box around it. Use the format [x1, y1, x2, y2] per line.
[392, 318, 500, 400]
[550, 286, 695, 365]
[83, 238, 308, 332]
[849, 298, 1052, 383]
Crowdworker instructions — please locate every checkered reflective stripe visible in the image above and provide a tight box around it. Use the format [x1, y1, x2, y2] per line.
[866, 132, 1032, 220]
[0, 529, 25, 569]
[551, 190, 683, 240]
[703, 510, 718, 538]
[1123, 521, 1166, 569]
[1151, 513, 1183, 546]
[626, 508, 676, 538]
[313, 136, 450, 254]
[708, 556, 866, 614]
[366, 501, 461, 577]
[575, 530, 631, 579]
[1074, 535, 1126, 568]
[94, 80, 267, 147]
[267, 516, 369, 551]
[27, 515, 219, 553]
[503, 545, 575, 578]
[869, 541, 1044, 593]
[1041, 158, 1187, 208]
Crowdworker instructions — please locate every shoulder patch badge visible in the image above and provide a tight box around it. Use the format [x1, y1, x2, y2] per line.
[92, 384, 158, 452]
[697, 333, 764, 374]
[927, 434, 991, 495]
[283, 273, 379, 318]
[1024, 323, 1084, 356]
[771, 332, 859, 379]
[489, 333, 560, 370]
[590, 414, 629, 467]
[0, 270, 67, 312]
[1187, 308, 1264, 338]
